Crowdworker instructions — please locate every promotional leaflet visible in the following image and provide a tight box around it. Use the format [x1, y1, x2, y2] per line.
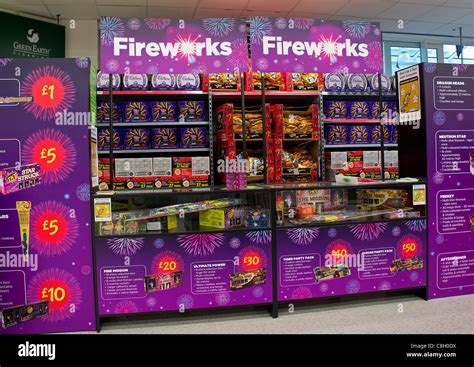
[250, 17, 382, 73]
[422, 63, 474, 299]
[95, 231, 272, 315]
[0, 59, 96, 333]
[277, 221, 426, 301]
[99, 17, 249, 74]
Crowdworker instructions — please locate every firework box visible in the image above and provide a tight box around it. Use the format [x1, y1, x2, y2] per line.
[180, 127, 207, 148]
[369, 101, 390, 119]
[178, 101, 206, 122]
[115, 158, 154, 177]
[173, 157, 210, 177]
[124, 128, 151, 150]
[390, 124, 399, 144]
[246, 207, 270, 229]
[245, 72, 285, 91]
[0, 163, 41, 195]
[324, 101, 348, 119]
[369, 125, 390, 144]
[176, 74, 200, 90]
[123, 101, 150, 122]
[122, 74, 148, 90]
[150, 101, 177, 122]
[215, 103, 235, 142]
[146, 215, 178, 232]
[152, 157, 173, 176]
[152, 128, 179, 149]
[273, 104, 319, 140]
[97, 71, 120, 90]
[367, 73, 392, 92]
[98, 128, 122, 150]
[199, 206, 247, 230]
[324, 73, 345, 91]
[97, 102, 121, 122]
[296, 189, 348, 213]
[285, 72, 323, 91]
[348, 124, 370, 144]
[151, 74, 176, 90]
[349, 101, 370, 119]
[325, 125, 349, 144]
[345, 73, 368, 92]
[205, 73, 241, 90]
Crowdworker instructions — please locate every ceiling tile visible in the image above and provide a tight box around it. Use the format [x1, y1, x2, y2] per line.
[0, 0, 47, 5]
[46, 5, 99, 19]
[292, 0, 350, 14]
[450, 11, 474, 25]
[147, 0, 199, 7]
[195, 8, 244, 18]
[0, 4, 53, 17]
[435, 23, 473, 36]
[399, 0, 447, 4]
[416, 6, 471, 23]
[177, 7, 195, 18]
[336, 0, 399, 18]
[145, 7, 179, 17]
[241, 8, 287, 16]
[247, 0, 300, 12]
[442, 0, 474, 8]
[288, 12, 333, 19]
[98, 5, 146, 17]
[377, 3, 435, 20]
[197, 0, 246, 9]
[403, 20, 449, 33]
[43, 0, 96, 4]
[96, 0, 147, 5]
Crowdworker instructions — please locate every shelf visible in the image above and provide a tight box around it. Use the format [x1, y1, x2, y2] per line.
[98, 148, 210, 154]
[97, 90, 207, 96]
[211, 90, 319, 98]
[96, 122, 209, 127]
[324, 144, 398, 149]
[268, 178, 425, 191]
[322, 118, 398, 124]
[322, 91, 397, 97]
[279, 216, 427, 229]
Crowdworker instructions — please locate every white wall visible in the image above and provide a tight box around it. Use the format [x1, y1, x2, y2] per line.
[62, 19, 99, 67]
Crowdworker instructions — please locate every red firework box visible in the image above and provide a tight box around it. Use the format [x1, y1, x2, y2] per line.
[284, 73, 324, 92]
[273, 138, 283, 183]
[245, 72, 286, 91]
[201, 73, 242, 92]
[272, 104, 319, 140]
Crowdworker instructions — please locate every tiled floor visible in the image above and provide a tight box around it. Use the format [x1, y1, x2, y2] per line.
[92, 293, 474, 334]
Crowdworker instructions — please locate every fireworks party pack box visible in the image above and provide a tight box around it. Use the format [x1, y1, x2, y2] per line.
[152, 128, 179, 149]
[150, 101, 177, 122]
[123, 101, 150, 122]
[178, 101, 206, 122]
[123, 128, 151, 150]
[0, 163, 41, 195]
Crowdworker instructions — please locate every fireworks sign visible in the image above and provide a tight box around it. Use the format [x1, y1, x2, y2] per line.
[100, 17, 249, 74]
[249, 17, 383, 73]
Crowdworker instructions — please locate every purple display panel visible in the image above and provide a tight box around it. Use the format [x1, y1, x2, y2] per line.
[100, 17, 249, 74]
[250, 17, 382, 73]
[422, 63, 474, 299]
[0, 59, 96, 334]
[277, 221, 426, 301]
[95, 231, 272, 315]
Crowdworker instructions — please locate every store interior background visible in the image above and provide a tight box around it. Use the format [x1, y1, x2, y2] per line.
[0, 0, 472, 334]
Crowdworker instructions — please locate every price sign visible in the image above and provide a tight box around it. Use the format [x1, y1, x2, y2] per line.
[159, 260, 177, 272]
[42, 219, 59, 236]
[331, 248, 348, 259]
[402, 241, 417, 256]
[42, 84, 55, 100]
[243, 255, 260, 267]
[40, 147, 57, 164]
[41, 286, 66, 303]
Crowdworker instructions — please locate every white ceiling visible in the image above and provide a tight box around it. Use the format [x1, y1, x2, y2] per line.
[0, 0, 473, 37]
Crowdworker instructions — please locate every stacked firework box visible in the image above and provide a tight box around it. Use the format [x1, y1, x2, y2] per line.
[284, 73, 324, 91]
[244, 72, 286, 91]
[201, 73, 242, 91]
[272, 104, 319, 183]
[215, 103, 274, 184]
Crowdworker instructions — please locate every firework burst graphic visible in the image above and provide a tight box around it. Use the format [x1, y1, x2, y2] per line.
[275, 17, 287, 29]
[252, 287, 264, 298]
[343, 20, 371, 38]
[107, 237, 144, 256]
[151, 251, 184, 273]
[256, 57, 269, 71]
[146, 297, 157, 308]
[229, 237, 241, 249]
[177, 234, 224, 256]
[326, 239, 353, 263]
[291, 286, 312, 300]
[23, 129, 77, 184]
[378, 281, 391, 291]
[433, 110, 446, 126]
[293, 18, 314, 30]
[215, 292, 231, 306]
[0, 58, 12, 66]
[350, 223, 387, 241]
[177, 294, 194, 309]
[100, 17, 125, 45]
[27, 268, 82, 323]
[320, 34, 341, 63]
[332, 64, 349, 74]
[245, 230, 271, 245]
[250, 16, 273, 45]
[346, 279, 360, 294]
[176, 34, 200, 63]
[75, 57, 89, 69]
[319, 283, 329, 293]
[286, 228, 320, 246]
[410, 271, 420, 282]
[453, 64, 469, 72]
[106, 59, 119, 72]
[145, 18, 171, 30]
[225, 38, 249, 71]
[21, 66, 75, 121]
[392, 226, 401, 237]
[433, 173, 444, 185]
[203, 18, 235, 37]
[31, 201, 79, 256]
[114, 300, 138, 314]
[405, 220, 427, 233]
[76, 183, 90, 202]
[127, 18, 141, 30]
[364, 42, 383, 71]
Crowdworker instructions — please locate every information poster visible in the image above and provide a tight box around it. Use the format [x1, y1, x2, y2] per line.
[397, 64, 421, 123]
[250, 17, 382, 73]
[0, 59, 96, 333]
[95, 231, 272, 315]
[277, 221, 426, 301]
[423, 63, 474, 299]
